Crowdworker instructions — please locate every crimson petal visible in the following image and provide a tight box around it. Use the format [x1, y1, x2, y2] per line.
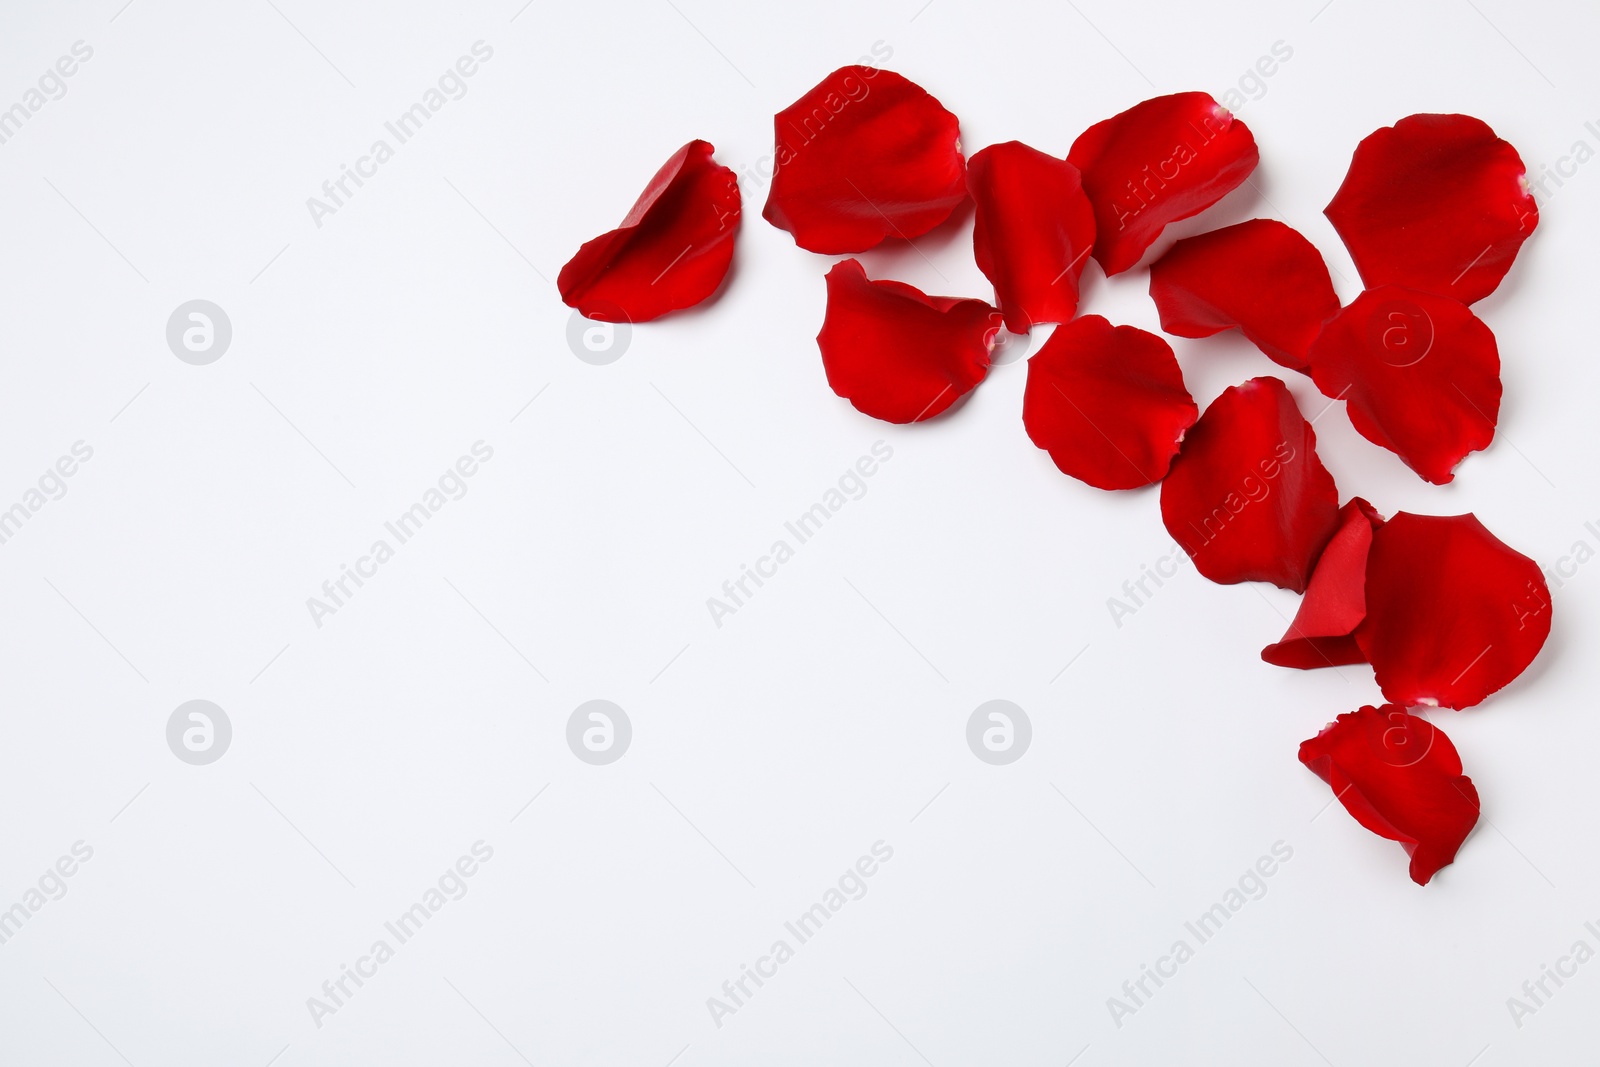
[1262, 498, 1384, 669]
[1149, 219, 1340, 371]
[818, 259, 996, 423]
[1354, 512, 1552, 710]
[1325, 114, 1537, 305]
[1067, 92, 1259, 276]
[763, 67, 966, 254]
[1160, 377, 1340, 592]
[968, 141, 1096, 333]
[1022, 316, 1197, 490]
[1300, 704, 1480, 885]
[558, 140, 740, 322]
[1307, 286, 1500, 484]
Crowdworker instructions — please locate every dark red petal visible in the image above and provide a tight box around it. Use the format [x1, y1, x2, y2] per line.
[1159, 377, 1340, 592]
[1354, 512, 1552, 710]
[1021, 316, 1197, 490]
[1262, 498, 1385, 669]
[1325, 114, 1537, 305]
[762, 67, 966, 254]
[1149, 219, 1340, 371]
[1067, 92, 1258, 276]
[1306, 286, 1500, 484]
[1299, 704, 1479, 885]
[558, 140, 740, 323]
[817, 259, 996, 423]
[968, 141, 1096, 333]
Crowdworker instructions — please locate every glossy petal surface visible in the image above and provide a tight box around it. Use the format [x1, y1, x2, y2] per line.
[969, 141, 1096, 332]
[817, 259, 996, 423]
[1325, 113, 1537, 304]
[763, 67, 966, 254]
[1354, 512, 1551, 709]
[1307, 286, 1501, 484]
[1262, 499, 1384, 669]
[1149, 219, 1339, 370]
[1300, 704, 1480, 885]
[1022, 316, 1197, 490]
[559, 140, 740, 322]
[1160, 377, 1340, 592]
[1067, 92, 1258, 276]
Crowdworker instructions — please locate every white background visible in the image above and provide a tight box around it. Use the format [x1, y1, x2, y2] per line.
[0, 0, 1596, 1064]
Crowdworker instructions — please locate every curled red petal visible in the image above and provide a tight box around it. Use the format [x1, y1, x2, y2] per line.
[818, 259, 996, 423]
[558, 140, 740, 322]
[762, 67, 966, 254]
[1354, 512, 1552, 710]
[1299, 704, 1480, 885]
[968, 141, 1096, 333]
[1067, 92, 1258, 276]
[1325, 114, 1537, 304]
[1307, 286, 1500, 484]
[1262, 498, 1384, 669]
[1149, 219, 1340, 371]
[1021, 316, 1197, 490]
[1159, 377, 1340, 592]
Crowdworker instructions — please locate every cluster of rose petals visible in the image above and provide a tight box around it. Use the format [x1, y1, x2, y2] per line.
[558, 70, 1553, 885]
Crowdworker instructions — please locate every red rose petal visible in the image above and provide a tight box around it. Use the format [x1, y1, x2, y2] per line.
[1149, 219, 1340, 371]
[762, 66, 966, 254]
[1067, 92, 1259, 276]
[968, 141, 1097, 333]
[1021, 316, 1197, 490]
[1299, 704, 1480, 885]
[1325, 114, 1537, 305]
[1160, 377, 1340, 592]
[1306, 286, 1500, 484]
[1354, 512, 1552, 710]
[817, 259, 997, 423]
[1262, 498, 1384, 669]
[558, 140, 740, 323]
